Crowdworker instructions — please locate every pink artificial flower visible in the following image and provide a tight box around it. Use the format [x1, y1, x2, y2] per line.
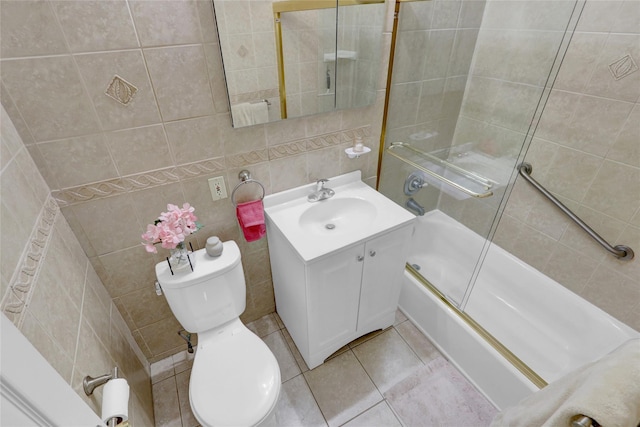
[180, 203, 198, 231]
[141, 224, 161, 253]
[140, 202, 200, 252]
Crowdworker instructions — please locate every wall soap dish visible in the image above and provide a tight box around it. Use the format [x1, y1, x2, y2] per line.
[345, 146, 371, 159]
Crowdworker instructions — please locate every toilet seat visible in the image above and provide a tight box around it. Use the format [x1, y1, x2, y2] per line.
[189, 319, 281, 426]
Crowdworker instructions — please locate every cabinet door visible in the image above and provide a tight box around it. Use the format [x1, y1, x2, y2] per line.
[307, 244, 364, 357]
[358, 225, 413, 332]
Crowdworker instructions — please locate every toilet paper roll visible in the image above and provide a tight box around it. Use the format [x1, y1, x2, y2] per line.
[101, 378, 129, 423]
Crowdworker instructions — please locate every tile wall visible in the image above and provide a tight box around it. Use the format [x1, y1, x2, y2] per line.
[0, 0, 390, 362]
[492, 0, 640, 330]
[0, 105, 154, 424]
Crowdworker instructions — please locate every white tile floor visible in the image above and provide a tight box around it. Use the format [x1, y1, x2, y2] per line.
[151, 311, 497, 427]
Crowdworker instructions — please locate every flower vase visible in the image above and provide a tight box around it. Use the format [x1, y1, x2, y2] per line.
[168, 242, 194, 271]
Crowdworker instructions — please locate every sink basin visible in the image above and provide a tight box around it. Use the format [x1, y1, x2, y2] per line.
[264, 171, 415, 261]
[299, 198, 377, 235]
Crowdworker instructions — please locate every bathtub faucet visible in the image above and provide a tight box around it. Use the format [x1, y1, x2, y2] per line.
[406, 198, 425, 216]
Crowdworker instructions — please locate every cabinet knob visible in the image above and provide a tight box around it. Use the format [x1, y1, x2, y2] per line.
[357, 255, 364, 262]
[369, 250, 376, 257]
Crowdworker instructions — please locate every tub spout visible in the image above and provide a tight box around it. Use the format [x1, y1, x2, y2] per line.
[406, 198, 425, 216]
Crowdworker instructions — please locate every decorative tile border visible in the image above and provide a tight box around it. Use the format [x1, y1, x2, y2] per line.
[343, 126, 372, 141]
[307, 132, 343, 150]
[267, 126, 372, 160]
[268, 141, 306, 160]
[226, 149, 269, 168]
[50, 125, 372, 207]
[53, 157, 226, 207]
[2, 196, 59, 327]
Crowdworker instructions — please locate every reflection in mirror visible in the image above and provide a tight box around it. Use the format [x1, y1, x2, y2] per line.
[213, 0, 386, 128]
[274, 2, 338, 120]
[335, 1, 386, 111]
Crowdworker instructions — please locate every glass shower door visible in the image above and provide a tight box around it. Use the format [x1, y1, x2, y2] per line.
[377, 0, 582, 307]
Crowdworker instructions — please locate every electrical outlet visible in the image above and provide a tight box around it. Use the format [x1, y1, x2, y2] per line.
[208, 176, 227, 201]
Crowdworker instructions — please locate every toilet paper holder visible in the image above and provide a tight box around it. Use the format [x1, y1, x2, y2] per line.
[84, 367, 125, 427]
[83, 366, 119, 396]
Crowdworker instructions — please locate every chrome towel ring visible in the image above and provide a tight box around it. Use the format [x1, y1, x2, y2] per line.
[231, 170, 266, 207]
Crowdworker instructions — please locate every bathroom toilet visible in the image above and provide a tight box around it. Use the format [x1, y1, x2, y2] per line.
[155, 241, 281, 426]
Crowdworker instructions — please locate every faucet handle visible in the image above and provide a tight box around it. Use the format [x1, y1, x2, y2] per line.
[316, 178, 328, 190]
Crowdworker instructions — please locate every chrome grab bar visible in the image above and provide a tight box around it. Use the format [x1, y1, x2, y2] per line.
[518, 163, 634, 261]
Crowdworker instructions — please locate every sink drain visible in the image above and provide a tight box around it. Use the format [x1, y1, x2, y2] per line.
[325, 223, 336, 230]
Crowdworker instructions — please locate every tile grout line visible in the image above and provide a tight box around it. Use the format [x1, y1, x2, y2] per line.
[300, 372, 330, 427]
[345, 329, 410, 427]
[392, 321, 430, 368]
[269, 314, 330, 427]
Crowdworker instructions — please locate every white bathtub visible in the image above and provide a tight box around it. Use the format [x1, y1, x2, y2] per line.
[400, 210, 639, 409]
[406, 210, 486, 304]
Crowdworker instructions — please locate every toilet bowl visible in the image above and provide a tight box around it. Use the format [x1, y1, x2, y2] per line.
[155, 241, 281, 426]
[189, 319, 281, 426]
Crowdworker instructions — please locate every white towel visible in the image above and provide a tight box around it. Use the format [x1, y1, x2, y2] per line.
[231, 101, 268, 127]
[491, 339, 640, 427]
[250, 100, 269, 125]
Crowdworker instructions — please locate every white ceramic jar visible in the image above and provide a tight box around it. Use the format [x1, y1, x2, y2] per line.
[205, 236, 224, 257]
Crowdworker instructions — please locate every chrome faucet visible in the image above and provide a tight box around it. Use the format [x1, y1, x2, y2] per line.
[307, 179, 335, 202]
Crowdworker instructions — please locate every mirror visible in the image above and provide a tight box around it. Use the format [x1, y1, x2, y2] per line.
[213, 0, 386, 128]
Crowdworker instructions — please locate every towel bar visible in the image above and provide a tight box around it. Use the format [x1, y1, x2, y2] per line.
[231, 170, 266, 207]
[250, 99, 271, 106]
[386, 142, 494, 199]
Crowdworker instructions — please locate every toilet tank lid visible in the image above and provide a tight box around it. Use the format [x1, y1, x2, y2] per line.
[155, 240, 241, 289]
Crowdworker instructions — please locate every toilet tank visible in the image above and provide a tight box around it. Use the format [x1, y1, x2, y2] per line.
[155, 241, 246, 333]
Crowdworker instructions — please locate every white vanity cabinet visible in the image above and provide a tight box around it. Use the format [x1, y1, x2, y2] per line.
[263, 171, 416, 369]
[306, 225, 413, 366]
[268, 222, 414, 369]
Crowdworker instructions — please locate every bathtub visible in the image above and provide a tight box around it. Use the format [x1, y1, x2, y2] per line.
[399, 210, 639, 410]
